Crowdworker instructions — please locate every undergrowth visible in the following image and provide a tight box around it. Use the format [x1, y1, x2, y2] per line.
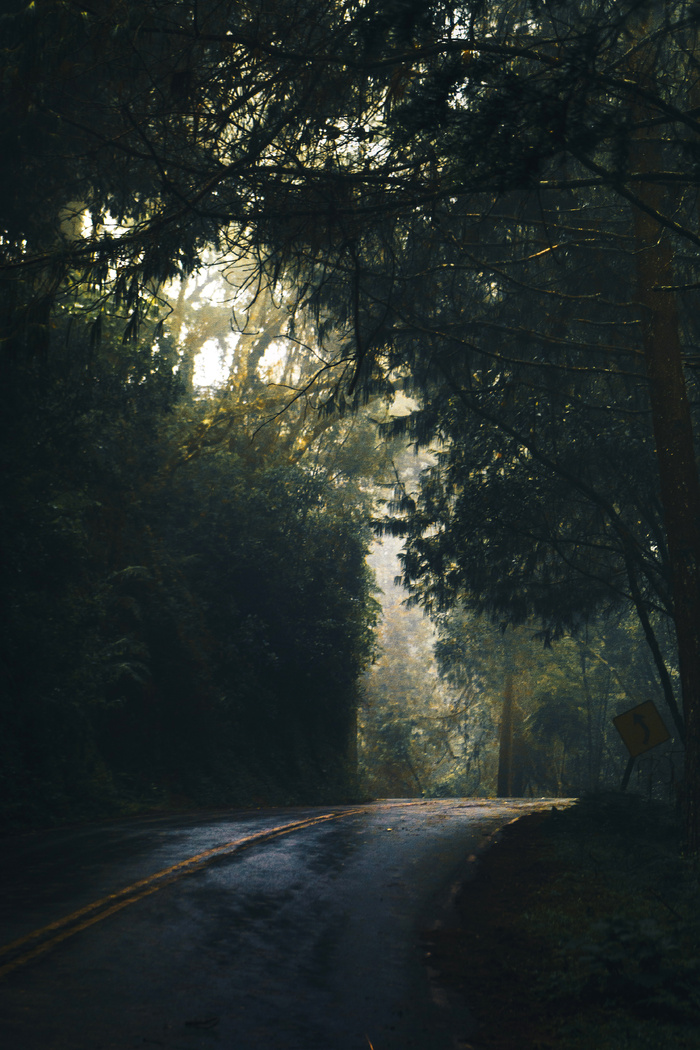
[522, 795, 700, 1048]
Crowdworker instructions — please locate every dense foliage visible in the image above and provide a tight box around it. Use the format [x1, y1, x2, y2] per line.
[372, 189, 689, 743]
[0, 281, 379, 828]
[5, 0, 700, 842]
[362, 537, 681, 800]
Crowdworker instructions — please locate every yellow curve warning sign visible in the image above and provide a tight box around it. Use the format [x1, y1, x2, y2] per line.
[613, 700, 670, 758]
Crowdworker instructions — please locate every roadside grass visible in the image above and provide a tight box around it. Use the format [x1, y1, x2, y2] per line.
[427, 794, 700, 1049]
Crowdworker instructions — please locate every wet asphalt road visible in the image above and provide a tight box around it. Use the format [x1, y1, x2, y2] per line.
[0, 798, 559, 1050]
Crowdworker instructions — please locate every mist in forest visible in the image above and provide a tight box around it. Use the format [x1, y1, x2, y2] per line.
[361, 536, 682, 801]
[2, 0, 696, 837]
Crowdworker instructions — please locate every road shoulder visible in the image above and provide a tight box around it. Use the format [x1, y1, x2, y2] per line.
[423, 795, 700, 1050]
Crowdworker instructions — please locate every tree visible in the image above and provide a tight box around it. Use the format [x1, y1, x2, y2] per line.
[7, 0, 700, 842]
[0, 0, 405, 356]
[0, 246, 384, 824]
[279, 0, 700, 843]
[360, 535, 468, 797]
[435, 604, 681, 798]
[377, 0, 700, 846]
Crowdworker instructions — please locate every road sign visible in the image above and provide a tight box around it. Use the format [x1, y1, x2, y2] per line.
[613, 700, 670, 758]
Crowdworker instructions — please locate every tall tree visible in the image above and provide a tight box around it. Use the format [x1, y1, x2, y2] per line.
[0, 249, 384, 824]
[280, 0, 700, 844]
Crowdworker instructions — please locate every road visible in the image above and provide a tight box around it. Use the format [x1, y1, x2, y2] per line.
[0, 798, 562, 1050]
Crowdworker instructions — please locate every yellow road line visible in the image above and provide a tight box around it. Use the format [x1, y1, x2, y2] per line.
[0, 886, 163, 980]
[0, 809, 365, 980]
[0, 799, 443, 980]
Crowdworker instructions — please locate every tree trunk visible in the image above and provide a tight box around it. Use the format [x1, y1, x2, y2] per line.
[618, 5, 700, 849]
[497, 668, 515, 797]
[634, 208, 700, 849]
[580, 647, 596, 793]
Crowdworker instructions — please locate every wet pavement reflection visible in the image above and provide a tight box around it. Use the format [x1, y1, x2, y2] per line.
[0, 798, 562, 1050]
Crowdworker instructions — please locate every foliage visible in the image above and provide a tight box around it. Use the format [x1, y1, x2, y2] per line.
[361, 533, 683, 799]
[560, 915, 700, 1019]
[435, 604, 684, 796]
[0, 0, 401, 346]
[359, 535, 471, 797]
[347, 182, 687, 738]
[5, 0, 700, 837]
[528, 797, 700, 1033]
[426, 795, 700, 1049]
[0, 267, 381, 828]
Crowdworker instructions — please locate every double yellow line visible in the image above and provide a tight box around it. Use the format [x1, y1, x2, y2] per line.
[0, 810, 360, 980]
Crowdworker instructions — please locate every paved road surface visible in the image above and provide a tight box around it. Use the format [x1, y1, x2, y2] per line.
[0, 798, 562, 1050]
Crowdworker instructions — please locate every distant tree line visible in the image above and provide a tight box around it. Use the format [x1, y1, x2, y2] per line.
[362, 537, 681, 801]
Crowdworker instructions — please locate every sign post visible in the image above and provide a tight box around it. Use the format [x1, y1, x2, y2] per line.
[612, 700, 671, 791]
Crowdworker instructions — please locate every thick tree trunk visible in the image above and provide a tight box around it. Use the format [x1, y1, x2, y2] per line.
[497, 668, 514, 797]
[580, 648, 596, 793]
[634, 210, 700, 849]
[614, 2, 700, 849]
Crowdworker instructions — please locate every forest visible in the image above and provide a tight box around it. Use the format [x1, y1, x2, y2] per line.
[0, 257, 388, 823]
[2, 0, 700, 844]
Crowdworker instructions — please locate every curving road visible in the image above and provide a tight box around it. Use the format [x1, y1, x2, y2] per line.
[0, 798, 563, 1050]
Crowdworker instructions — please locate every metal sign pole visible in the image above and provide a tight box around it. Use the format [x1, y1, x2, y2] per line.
[620, 754, 636, 792]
